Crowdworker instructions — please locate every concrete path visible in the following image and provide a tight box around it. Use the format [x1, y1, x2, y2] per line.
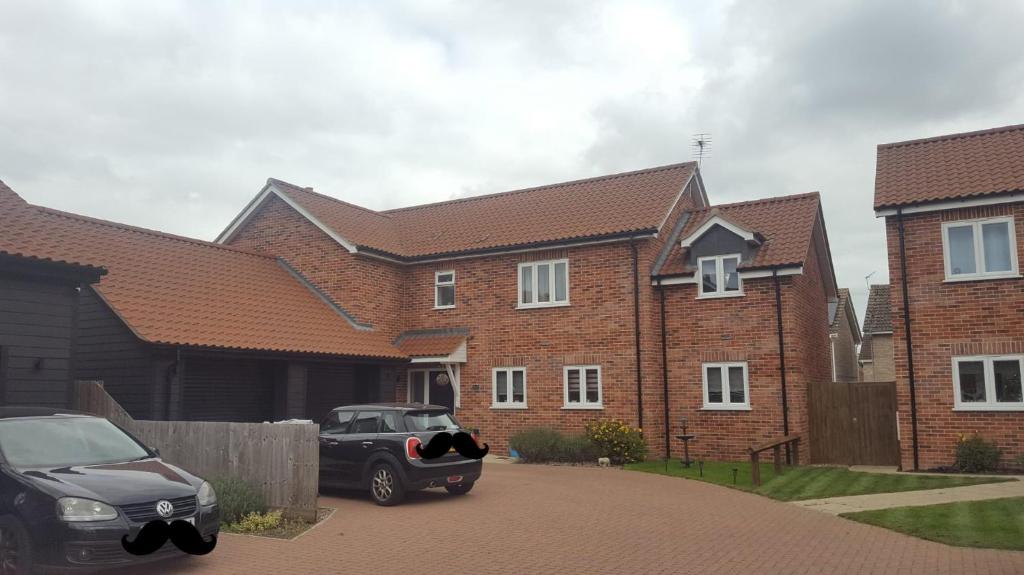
[794, 476, 1024, 515]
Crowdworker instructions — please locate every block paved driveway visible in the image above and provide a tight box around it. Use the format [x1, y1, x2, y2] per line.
[139, 464, 1024, 575]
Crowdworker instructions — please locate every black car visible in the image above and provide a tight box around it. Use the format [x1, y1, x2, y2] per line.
[318, 404, 483, 506]
[0, 408, 219, 574]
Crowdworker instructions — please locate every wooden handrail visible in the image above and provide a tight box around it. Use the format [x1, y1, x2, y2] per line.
[748, 433, 803, 486]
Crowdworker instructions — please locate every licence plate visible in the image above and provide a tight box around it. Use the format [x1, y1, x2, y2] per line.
[447, 475, 463, 484]
[171, 516, 195, 526]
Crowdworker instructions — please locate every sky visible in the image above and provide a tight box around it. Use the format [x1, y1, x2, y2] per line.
[2, 0, 1024, 323]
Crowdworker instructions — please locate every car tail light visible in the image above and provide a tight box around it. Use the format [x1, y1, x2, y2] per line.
[406, 436, 422, 460]
[471, 429, 483, 448]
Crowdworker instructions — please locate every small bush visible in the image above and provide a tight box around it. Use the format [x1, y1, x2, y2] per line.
[228, 510, 283, 533]
[585, 419, 647, 464]
[509, 428, 600, 463]
[955, 434, 1001, 473]
[210, 477, 266, 524]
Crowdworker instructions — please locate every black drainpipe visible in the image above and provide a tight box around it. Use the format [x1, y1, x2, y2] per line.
[631, 240, 644, 430]
[773, 270, 791, 463]
[896, 208, 920, 470]
[658, 279, 671, 460]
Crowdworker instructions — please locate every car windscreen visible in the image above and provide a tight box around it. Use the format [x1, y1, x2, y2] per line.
[403, 411, 460, 432]
[0, 417, 150, 468]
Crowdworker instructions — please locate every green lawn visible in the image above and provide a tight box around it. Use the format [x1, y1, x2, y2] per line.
[624, 460, 1011, 501]
[842, 497, 1024, 550]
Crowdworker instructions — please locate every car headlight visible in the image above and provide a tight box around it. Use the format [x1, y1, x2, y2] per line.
[197, 481, 217, 506]
[57, 497, 118, 522]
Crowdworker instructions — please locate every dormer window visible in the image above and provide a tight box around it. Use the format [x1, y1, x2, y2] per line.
[698, 254, 742, 298]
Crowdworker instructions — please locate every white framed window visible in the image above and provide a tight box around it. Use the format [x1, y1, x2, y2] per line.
[952, 355, 1024, 411]
[434, 270, 455, 309]
[518, 259, 569, 308]
[942, 217, 1019, 281]
[702, 362, 750, 410]
[492, 367, 527, 408]
[698, 254, 743, 298]
[563, 366, 602, 409]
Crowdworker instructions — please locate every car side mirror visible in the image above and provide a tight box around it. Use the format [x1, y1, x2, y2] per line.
[151, 447, 161, 458]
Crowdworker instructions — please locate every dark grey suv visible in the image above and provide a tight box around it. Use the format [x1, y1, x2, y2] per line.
[318, 404, 483, 506]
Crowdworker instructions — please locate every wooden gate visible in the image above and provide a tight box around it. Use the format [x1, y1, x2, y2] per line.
[808, 380, 899, 466]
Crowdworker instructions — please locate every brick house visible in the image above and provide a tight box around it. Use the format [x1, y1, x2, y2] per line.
[874, 124, 1024, 470]
[859, 284, 894, 382]
[829, 288, 861, 383]
[219, 163, 840, 459]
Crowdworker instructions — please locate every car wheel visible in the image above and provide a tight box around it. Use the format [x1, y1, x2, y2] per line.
[445, 482, 474, 496]
[0, 516, 32, 575]
[369, 463, 405, 506]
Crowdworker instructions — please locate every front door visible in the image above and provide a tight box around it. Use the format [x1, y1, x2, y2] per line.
[408, 370, 455, 413]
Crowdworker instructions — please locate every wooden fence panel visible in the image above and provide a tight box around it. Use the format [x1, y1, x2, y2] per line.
[74, 382, 319, 519]
[809, 380, 899, 466]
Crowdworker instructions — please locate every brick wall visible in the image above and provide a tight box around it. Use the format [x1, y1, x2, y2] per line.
[887, 202, 1024, 470]
[227, 194, 407, 340]
[861, 334, 894, 382]
[831, 312, 860, 382]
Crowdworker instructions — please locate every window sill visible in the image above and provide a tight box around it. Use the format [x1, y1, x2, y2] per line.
[562, 404, 604, 410]
[433, 305, 456, 310]
[696, 292, 745, 300]
[943, 273, 1021, 284]
[517, 302, 571, 310]
[491, 404, 528, 410]
[953, 405, 1024, 412]
[700, 405, 752, 411]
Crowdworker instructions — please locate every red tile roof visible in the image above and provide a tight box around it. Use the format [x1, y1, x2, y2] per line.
[0, 181, 405, 359]
[395, 334, 466, 358]
[656, 192, 821, 276]
[875, 123, 1024, 209]
[270, 162, 697, 259]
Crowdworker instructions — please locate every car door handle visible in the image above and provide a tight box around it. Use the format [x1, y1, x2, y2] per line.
[361, 441, 374, 448]
[321, 438, 339, 446]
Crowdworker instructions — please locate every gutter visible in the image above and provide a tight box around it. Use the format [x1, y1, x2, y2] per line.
[772, 269, 791, 463]
[631, 239, 644, 430]
[658, 278, 670, 459]
[896, 208, 920, 470]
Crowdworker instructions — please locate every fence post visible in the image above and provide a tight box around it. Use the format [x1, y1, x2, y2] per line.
[750, 451, 761, 486]
[773, 445, 782, 474]
[792, 438, 801, 466]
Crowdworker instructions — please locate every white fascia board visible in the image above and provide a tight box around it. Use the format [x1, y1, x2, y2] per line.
[875, 192, 1024, 218]
[679, 215, 758, 248]
[216, 183, 359, 253]
[652, 265, 803, 286]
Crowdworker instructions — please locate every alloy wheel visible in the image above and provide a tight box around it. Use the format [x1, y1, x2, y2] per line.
[372, 468, 394, 501]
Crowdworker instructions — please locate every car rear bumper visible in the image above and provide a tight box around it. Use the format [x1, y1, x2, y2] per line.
[32, 505, 220, 572]
[405, 459, 482, 490]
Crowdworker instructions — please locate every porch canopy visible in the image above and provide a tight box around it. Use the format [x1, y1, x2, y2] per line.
[395, 330, 468, 409]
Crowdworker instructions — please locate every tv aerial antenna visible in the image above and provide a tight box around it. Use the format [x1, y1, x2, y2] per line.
[692, 133, 712, 166]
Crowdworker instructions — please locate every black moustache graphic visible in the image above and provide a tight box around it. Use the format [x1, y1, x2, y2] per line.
[121, 519, 218, 556]
[415, 431, 489, 460]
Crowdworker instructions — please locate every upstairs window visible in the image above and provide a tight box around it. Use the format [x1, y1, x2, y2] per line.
[953, 355, 1023, 411]
[942, 217, 1018, 281]
[702, 362, 750, 410]
[434, 271, 455, 308]
[698, 254, 742, 298]
[564, 366, 602, 409]
[518, 259, 569, 308]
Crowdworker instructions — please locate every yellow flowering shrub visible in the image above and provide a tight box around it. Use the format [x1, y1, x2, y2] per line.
[584, 419, 647, 464]
[229, 510, 283, 533]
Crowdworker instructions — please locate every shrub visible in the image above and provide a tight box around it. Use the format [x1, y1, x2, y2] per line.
[509, 428, 601, 463]
[955, 434, 1001, 473]
[228, 510, 283, 533]
[585, 419, 647, 464]
[210, 477, 266, 524]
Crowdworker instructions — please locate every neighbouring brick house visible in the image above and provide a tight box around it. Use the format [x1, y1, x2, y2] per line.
[829, 288, 861, 383]
[219, 163, 840, 459]
[874, 124, 1024, 471]
[859, 284, 894, 382]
